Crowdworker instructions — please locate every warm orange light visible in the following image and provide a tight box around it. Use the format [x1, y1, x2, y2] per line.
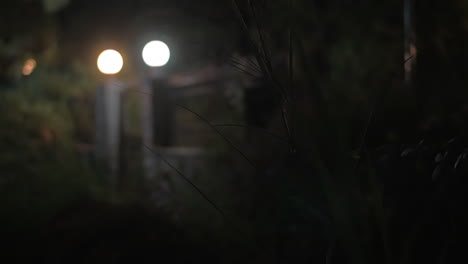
[22, 58, 36, 76]
[97, 49, 123, 74]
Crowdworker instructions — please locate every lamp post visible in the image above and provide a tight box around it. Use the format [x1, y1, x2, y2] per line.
[96, 49, 125, 191]
[141, 40, 170, 182]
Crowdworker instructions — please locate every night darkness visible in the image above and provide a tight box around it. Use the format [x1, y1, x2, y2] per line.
[1, 0, 468, 263]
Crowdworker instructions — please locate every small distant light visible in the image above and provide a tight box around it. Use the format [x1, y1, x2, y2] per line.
[22, 58, 36, 76]
[142, 41, 170, 67]
[97, 49, 124, 74]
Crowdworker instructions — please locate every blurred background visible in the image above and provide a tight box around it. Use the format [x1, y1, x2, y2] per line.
[1, 0, 468, 263]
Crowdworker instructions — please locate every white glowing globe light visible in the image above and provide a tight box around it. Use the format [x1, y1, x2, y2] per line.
[142, 41, 170, 67]
[97, 49, 123, 74]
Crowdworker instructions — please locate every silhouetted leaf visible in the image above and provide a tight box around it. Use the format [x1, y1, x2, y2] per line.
[401, 148, 415, 157]
[432, 165, 441, 181]
[454, 154, 464, 169]
[352, 150, 361, 159]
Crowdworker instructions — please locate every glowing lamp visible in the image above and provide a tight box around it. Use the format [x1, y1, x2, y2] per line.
[22, 58, 36, 76]
[97, 49, 123, 74]
[142, 41, 170, 67]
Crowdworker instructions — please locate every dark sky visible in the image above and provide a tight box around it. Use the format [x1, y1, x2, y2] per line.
[56, 0, 241, 71]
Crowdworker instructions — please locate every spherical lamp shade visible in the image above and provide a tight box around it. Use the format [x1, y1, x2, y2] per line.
[142, 41, 170, 67]
[97, 49, 123, 74]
